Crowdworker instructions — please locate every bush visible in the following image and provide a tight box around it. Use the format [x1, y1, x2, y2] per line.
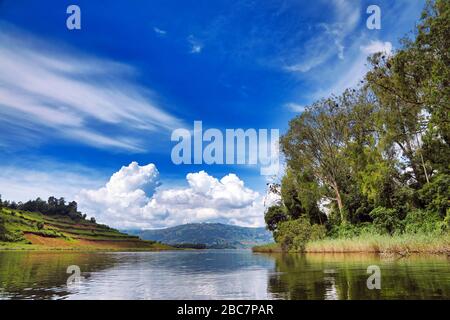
[444, 209, 450, 231]
[275, 217, 312, 252]
[369, 207, 402, 235]
[404, 209, 443, 234]
[418, 174, 450, 218]
[310, 224, 327, 240]
[329, 223, 361, 238]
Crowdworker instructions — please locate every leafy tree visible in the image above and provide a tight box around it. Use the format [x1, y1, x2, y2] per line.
[264, 205, 287, 233]
[264, 0, 449, 251]
[281, 95, 354, 222]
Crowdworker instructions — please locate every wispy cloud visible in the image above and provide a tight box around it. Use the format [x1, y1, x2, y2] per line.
[310, 39, 393, 100]
[153, 27, 167, 35]
[0, 161, 106, 202]
[284, 103, 306, 113]
[0, 26, 182, 152]
[283, 0, 361, 73]
[187, 35, 203, 54]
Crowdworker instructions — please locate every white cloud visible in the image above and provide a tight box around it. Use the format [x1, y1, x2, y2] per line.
[188, 35, 203, 54]
[285, 103, 306, 113]
[284, 0, 360, 73]
[310, 39, 393, 100]
[77, 162, 266, 229]
[0, 26, 182, 151]
[153, 27, 167, 35]
[360, 40, 393, 55]
[0, 163, 105, 203]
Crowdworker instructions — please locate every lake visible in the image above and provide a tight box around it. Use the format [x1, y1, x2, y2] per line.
[0, 250, 449, 299]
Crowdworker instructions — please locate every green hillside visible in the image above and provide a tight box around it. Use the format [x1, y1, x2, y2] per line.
[0, 207, 171, 251]
[126, 223, 273, 248]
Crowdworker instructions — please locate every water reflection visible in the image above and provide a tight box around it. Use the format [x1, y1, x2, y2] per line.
[0, 251, 117, 299]
[0, 250, 449, 299]
[266, 253, 450, 300]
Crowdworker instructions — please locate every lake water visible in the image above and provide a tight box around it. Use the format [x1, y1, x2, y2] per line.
[0, 250, 449, 300]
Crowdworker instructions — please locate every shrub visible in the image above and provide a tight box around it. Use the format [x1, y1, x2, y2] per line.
[369, 207, 402, 235]
[329, 223, 361, 238]
[310, 224, 327, 240]
[444, 209, 450, 231]
[418, 174, 450, 218]
[275, 217, 312, 252]
[403, 209, 442, 234]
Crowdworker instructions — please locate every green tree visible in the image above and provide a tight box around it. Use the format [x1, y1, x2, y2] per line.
[281, 95, 354, 223]
[264, 204, 287, 233]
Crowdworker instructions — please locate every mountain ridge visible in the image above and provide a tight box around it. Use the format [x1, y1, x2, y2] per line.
[124, 223, 273, 249]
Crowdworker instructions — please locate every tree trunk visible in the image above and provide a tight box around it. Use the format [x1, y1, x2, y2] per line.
[331, 181, 345, 223]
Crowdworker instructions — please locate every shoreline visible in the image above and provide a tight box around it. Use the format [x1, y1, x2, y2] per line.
[0, 239, 175, 252]
[252, 233, 450, 255]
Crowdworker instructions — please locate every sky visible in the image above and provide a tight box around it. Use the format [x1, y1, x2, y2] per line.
[0, 0, 426, 229]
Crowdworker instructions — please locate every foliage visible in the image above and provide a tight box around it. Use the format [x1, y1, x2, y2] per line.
[275, 218, 312, 252]
[369, 207, 403, 235]
[418, 174, 450, 218]
[403, 209, 443, 234]
[1, 196, 87, 221]
[310, 224, 327, 241]
[263, 1, 449, 252]
[264, 205, 287, 232]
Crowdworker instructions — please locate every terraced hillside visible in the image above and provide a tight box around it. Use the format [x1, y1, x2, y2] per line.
[0, 208, 172, 251]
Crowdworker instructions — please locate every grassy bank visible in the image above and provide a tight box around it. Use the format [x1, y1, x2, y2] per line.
[253, 233, 450, 254]
[0, 208, 174, 251]
[252, 242, 283, 253]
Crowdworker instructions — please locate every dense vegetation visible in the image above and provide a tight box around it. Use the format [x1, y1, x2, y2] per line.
[0, 195, 93, 222]
[0, 196, 171, 250]
[127, 223, 273, 249]
[264, 0, 449, 253]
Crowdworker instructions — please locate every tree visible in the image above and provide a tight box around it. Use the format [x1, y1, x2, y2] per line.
[281, 93, 356, 223]
[281, 168, 325, 224]
[264, 205, 287, 233]
[365, 1, 450, 187]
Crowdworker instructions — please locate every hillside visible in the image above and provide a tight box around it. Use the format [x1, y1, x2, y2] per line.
[0, 208, 171, 251]
[125, 223, 273, 248]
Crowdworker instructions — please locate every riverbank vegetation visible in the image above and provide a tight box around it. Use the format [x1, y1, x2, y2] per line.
[260, 0, 449, 254]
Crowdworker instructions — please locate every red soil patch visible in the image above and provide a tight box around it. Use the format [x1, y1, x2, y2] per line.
[24, 233, 157, 250]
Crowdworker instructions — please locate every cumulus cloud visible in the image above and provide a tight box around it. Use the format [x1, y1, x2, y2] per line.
[77, 162, 266, 229]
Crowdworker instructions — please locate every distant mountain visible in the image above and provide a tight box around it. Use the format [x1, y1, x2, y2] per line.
[124, 223, 273, 249]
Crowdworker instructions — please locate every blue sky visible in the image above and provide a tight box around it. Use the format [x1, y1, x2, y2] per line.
[0, 0, 426, 228]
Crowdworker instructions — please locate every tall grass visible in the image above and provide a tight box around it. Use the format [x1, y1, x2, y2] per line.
[253, 233, 450, 254]
[305, 233, 450, 254]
